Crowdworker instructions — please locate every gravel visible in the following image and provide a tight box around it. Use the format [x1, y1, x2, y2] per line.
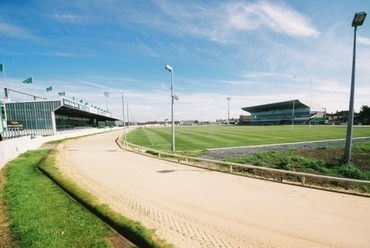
[204, 137, 370, 161]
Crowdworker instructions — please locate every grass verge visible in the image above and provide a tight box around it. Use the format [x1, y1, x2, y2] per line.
[1, 147, 173, 248]
[0, 166, 16, 248]
[224, 141, 370, 193]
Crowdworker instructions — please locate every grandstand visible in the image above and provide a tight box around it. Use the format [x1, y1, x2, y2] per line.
[1, 97, 119, 138]
[240, 99, 326, 125]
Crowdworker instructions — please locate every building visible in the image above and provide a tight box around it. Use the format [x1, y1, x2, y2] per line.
[240, 99, 326, 125]
[325, 111, 349, 125]
[1, 98, 119, 138]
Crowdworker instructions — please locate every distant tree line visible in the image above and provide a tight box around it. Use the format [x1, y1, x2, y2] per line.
[358, 105, 370, 125]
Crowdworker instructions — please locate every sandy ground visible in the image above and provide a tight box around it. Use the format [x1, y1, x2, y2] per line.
[55, 130, 370, 248]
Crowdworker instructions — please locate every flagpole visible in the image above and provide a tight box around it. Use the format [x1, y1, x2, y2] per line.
[292, 75, 296, 131]
[1, 64, 6, 99]
[309, 77, 312, 129]
[3, 70, 5, 89]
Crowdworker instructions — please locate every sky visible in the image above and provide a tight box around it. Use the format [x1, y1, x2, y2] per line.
[0, 0, 370, 122]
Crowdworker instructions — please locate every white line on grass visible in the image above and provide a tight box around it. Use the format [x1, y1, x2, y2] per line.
[144, 128, 154, 146]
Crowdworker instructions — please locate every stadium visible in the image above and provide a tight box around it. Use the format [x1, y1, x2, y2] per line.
[1, 91, 328, 139]
[239, 99, 326, 125]
[1, 88, 120, 139]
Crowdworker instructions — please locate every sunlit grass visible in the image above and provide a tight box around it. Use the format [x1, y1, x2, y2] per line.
[3, 150, 112, 248]
[2, 148, 174, 248]
[126, 125, 370, 151]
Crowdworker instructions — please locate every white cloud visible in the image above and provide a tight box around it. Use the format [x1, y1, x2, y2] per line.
[358, 36, 370, 46]
[49, 14, 90, 24]
[255, 1, 319, 37]
[151, 0, 319, 43]
[0, 20, 37, 40]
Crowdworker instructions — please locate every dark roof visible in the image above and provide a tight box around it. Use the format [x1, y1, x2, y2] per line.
[54, 105, 118, 121]
[241, 99, 309, 113]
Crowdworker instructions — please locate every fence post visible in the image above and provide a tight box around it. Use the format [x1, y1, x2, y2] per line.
[301, 176, 306, 185]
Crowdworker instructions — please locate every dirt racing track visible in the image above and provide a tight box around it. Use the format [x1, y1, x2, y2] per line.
[55, 130, 370, 248]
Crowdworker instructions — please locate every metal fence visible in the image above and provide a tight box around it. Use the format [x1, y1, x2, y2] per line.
[2, 128, 53, 139]
[119, 138, 370, 196]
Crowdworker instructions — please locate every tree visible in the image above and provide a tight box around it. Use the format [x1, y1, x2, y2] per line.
[358, 105, 370, 125]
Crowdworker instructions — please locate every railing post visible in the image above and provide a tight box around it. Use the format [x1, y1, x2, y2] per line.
[301, 176, 306, 186]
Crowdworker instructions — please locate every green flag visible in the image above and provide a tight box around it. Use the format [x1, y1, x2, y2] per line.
[80, 99, 83, 103]
[23, 77, 33, 84]
[0, 63, 4, 72]
[46, 86, 52, 92]
[58, 92, 65, 96]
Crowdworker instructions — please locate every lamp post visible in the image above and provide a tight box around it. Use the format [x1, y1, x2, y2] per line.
[104, 92, 109, 111]
[165, 65, 175, 151]
[119, 90, 126, 142]
[126, 102, 130, 130]
[344, 11, 367, 164]
[227, 97, 231, 124]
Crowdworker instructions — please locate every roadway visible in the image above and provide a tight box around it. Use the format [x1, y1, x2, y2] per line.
[55, 129, 370, 248]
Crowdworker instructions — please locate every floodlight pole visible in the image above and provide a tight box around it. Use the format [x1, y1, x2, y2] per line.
[104, 92, 109, 111]
[120, 90, 126, 142]
[292, 75, 296, 130]
[165, 65, 175, 151]
[344, 11, 367, 164]
[126, 102, 130, 130]
[227, 97, 231, 124]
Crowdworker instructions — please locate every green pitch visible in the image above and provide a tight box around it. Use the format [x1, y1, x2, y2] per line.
[126, 125, 370, 151]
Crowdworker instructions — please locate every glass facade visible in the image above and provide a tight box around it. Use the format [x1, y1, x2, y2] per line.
[4, 100, 62, 136]
[3, 98, 118, 139]
[55, 115, 93, 130]
[252, 108, 310, 121]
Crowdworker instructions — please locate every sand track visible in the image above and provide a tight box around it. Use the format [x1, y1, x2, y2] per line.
[55, 130, 370, 248]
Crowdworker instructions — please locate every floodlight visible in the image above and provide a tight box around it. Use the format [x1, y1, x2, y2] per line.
[165, 65, 173, 72]
[352, 11, 367, 27]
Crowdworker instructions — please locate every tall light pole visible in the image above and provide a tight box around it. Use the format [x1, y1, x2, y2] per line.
[292, 75, 296, 130]
[119, 90, 126, 141]
[126, 102, 130, 130]
[104, 92, 109, 111]
[165, 64, 175, 151]
[227, 97, 231, 124]
[344, 11, 367, 164]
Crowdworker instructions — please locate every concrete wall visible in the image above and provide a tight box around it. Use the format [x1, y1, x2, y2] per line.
[0, 127, 121, 170]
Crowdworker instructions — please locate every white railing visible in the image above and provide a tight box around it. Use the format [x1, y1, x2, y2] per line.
[0, 127, 120, 170]
[119, 138, 370, 195]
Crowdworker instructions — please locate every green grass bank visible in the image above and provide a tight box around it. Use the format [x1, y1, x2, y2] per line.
[0, 147, 173, 248]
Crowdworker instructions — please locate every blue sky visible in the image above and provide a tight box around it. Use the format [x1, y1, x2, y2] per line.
[1, 0, 369, 122]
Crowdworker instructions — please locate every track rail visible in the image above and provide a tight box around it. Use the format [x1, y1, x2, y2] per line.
[119, 137, 370, 197]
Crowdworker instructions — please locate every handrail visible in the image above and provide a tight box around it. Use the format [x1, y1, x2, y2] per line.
[118, 137, 370, 194]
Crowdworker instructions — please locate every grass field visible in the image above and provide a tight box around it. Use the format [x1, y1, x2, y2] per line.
[126, 125, 370, 192]
[126, 125, 370, 151]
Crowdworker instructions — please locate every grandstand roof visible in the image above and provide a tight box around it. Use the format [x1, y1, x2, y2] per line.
[4, 98, 119, 122]
[241, 99, 309, 114]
